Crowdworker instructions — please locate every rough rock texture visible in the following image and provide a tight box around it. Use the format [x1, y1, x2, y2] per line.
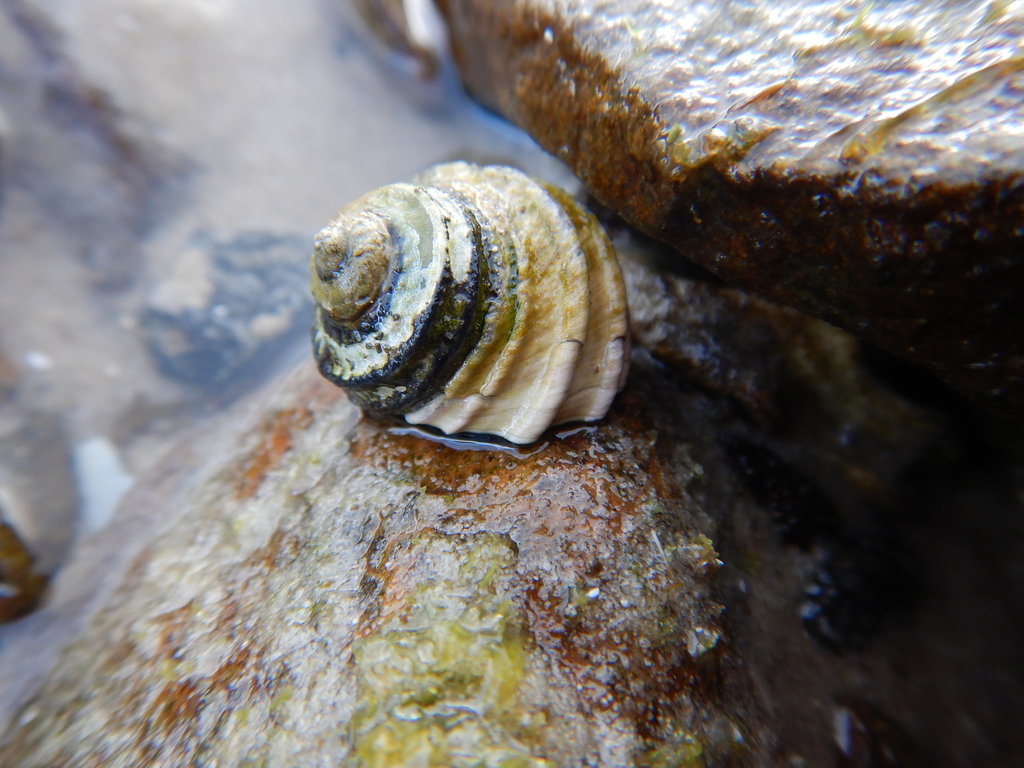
[5, 251, 1021, 766]
[434, 0, 1024, 421]
[0, 361, 750, 767]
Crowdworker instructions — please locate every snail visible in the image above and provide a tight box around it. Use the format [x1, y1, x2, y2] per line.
[310, 162, 629, 444]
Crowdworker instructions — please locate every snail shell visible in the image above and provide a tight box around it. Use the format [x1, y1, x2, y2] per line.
[310, 162, 630, 444]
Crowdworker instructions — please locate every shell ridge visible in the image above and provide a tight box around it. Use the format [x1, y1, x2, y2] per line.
[543, 184, 631, 425]
[455, 171, 589, 441]
[425, 176, 522, 401]
[554, 336, 628, 424]
[496, 338, 584, 443]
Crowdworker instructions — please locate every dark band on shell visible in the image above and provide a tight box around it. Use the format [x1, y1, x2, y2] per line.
[311, 162, 629, 444]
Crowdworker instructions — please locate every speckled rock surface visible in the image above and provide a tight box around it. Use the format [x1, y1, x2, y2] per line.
[0, 360, 754, 767]
[3, 252, 1021, 766]
[433, 0, 1024, 421]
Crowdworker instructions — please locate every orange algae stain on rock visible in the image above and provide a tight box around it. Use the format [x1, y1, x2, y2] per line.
[207, 646, 255, 690]
[35, 517, 312, 761]
[144, 679, 202, 736]
[94, 565, 285, 758]
[349, 421, 545, 497]
[232, 406, 314, 499]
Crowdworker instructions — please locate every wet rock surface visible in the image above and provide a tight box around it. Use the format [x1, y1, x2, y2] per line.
[434, 0, 1024, 421]
[1, 250, 1021, 765]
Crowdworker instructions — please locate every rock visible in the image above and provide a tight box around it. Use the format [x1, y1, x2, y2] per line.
[431, 0, 1024, 421]
[0, 521, 46, 625]
[620, 239, 939, 482]
[143, 231, 313, 389]
[7, 253, 1011, 766]
[621, 248, 933, 652]
[0, 362, 753, 766]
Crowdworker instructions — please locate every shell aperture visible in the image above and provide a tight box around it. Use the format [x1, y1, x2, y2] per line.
[310, 162, 630, 444]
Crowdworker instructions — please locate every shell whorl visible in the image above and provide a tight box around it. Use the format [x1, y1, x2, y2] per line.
[311, 162, 630, 444]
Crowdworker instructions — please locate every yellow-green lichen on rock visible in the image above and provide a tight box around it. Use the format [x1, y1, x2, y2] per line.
[638, 731, 703, 768]
[349, 531, 550, 768]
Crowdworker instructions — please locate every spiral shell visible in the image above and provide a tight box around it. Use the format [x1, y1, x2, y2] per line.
[310, 162, 629, 444]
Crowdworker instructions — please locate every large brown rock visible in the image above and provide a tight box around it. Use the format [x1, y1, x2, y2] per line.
[433, 0, 1024, 420]
[6, 253, 1018, 766]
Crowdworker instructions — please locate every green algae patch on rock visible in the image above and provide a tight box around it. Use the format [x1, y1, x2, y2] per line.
[637, 732, 703, 768]
[349, 531, 548, 768]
